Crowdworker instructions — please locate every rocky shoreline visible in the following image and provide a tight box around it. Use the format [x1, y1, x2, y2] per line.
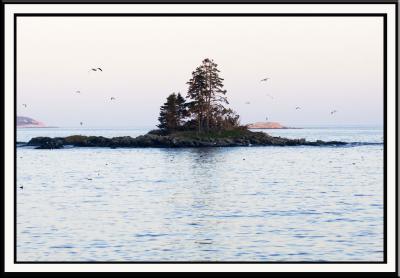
[21, 130, 348, 149]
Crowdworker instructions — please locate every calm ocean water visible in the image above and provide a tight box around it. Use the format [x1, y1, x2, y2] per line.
[16, 126, 384, 262]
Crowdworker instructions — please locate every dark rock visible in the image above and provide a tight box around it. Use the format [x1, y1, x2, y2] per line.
[86, 136, 111, 147]
[28, 130, 348, 149]
[34, 138, 64, 149]
[148, 129, 169, 136]
[110, 136, 137, 148]
[28, 136, 52, 146]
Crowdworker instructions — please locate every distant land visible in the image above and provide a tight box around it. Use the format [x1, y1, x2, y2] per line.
[17, 116, 47, 128]
[246, 122, 300, 129]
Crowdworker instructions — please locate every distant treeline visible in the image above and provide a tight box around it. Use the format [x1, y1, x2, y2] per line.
[157, 58, 240, 134]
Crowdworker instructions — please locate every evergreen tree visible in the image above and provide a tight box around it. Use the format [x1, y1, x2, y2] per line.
[186, 58, 232, 132]
[157, 59, 240, 134]
[157, 93, 187, 132]
[202, 58, 228, 131]
[176, 93, 189, 125]
[186, 66, 207, 132]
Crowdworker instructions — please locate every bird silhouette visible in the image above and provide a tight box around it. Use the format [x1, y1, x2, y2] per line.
[97, 68, 103, 71]
[261, 77, 270, 82]
[295, 106, 301, 110]
[76, 91, 81, 94]
[91, 68, 97, 71]
[19, 185, 23, 189]
[110, 97, 116, 101]
[330, 110, 338, 115]
[22, 104, 27, 108]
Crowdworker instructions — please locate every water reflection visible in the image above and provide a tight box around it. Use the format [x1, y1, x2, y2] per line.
[16, 129, 384, 262]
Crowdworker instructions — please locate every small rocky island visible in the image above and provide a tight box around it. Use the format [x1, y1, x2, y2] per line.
[25, 130, 347, 149]
[247, 122, 292, 129]
[23, 58, 347, 149]
[17, 116, 46, 128]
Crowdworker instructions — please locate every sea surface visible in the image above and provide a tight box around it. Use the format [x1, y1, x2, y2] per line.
[16, 126, 384, 262]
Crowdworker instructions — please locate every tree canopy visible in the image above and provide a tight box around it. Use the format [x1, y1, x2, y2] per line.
[157, 58, 240, 133]
[157, 92, 187, 132]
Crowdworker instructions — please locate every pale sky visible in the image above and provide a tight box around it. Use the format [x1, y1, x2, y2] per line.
[17, 16, 383, 128]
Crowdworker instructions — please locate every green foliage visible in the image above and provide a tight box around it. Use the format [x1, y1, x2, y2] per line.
[173, 127, 249, 140]
[64, 135, 88, 144]
[157, 58, 241, 134]
[157, 92, 188, 131]
[186, 58, 234, 132]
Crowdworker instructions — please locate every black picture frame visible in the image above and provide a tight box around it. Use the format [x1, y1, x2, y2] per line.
[4, 0, 398, 273]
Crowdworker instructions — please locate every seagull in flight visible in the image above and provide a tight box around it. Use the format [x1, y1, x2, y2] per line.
[89, 67, 102, 72]
[261, 77, 270, 82]
[90, 67, 102, 71]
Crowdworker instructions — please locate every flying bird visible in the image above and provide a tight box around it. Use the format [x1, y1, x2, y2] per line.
[295, 106, 301, 110]
[19, 185, 23, 189]
[22, 104, 27, 108]
[330, 110, 338, 115]
[76, 91, 81, 94]
[89, 67, 102, 73]
[110, 97, 116, 101]
[261, 77, 270, 82]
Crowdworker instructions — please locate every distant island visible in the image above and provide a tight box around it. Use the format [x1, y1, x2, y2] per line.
[246, 122, 300, 129]
[22, 58, 346, 149]
[17, 116, 46, 128]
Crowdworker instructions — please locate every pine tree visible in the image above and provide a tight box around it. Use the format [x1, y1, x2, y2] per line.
[202, 58, 228, 132]
[157, 93, 187, 132]
[176, 93, 189, 125]
[186, 66, 207, 132]
[186, 58, 231, 132]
